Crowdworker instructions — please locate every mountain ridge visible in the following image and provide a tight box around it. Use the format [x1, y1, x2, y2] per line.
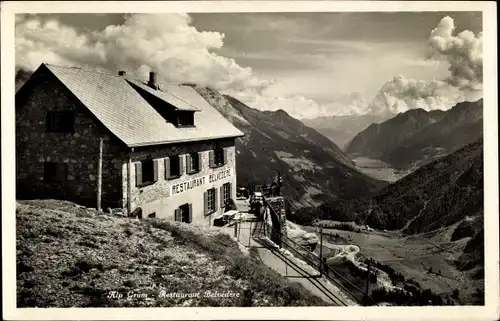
[345, 100, 483, 170]
[193, 86, 386, 208]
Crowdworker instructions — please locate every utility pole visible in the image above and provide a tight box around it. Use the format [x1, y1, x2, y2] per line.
[248, 221, 252, 247]
[97, 137, 103, 212]
[365, 259, 372, 300]
[319, 227, 323, 277]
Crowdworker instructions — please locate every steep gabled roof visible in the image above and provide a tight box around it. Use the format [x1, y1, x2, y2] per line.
[34, 64, 243, 147]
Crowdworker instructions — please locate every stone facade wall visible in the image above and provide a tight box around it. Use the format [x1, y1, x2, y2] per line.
[16, 73, 125, 209]
[267, 196, 287, 237]
[119, 138, 237, 226]
[16, 70, 240, 224]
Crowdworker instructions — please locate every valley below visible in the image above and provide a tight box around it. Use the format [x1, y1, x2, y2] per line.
[352, 157, 409, 183]
[290, 220, 482, 305]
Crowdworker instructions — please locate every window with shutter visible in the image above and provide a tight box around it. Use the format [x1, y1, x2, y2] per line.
[43, 162, 67, 183]
[174, 208, 181, 221]
[46, 111, 75, 133]
[136, 156, 156, 187]
[179, 203, 190, 223]
[213, 148, 224, 167]
[222, 183, 231, 208]
[187, 152, 200, 174]
[205, 188, 216, 215]
[167, 155, 181, 179]
[44, 162, 57, 182]
[220, 185, 224, 208]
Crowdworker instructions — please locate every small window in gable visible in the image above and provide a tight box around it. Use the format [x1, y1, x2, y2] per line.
[46, 111, 75, 133]
[176, 111, 195, 127]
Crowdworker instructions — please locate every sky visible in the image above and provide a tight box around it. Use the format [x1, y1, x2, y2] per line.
[15, 12, 483, 119]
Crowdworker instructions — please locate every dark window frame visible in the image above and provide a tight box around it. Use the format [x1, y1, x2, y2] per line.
[222, 183, 231, 206]
[169, 155, 181, 178]
[43, 162, 67, 183]
[43, 162, 58, 182]
[176, 111, 195, 127]
[46, 111, 75, 133]
[206, 188, 216, 215]
[213, 148, 224, 167]
[179, 203, 191, 223]
[141, 156, 155, 185]
[187, 152, 200, 174]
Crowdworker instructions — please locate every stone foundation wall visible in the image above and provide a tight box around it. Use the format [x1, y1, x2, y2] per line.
[16, 72, 124, 209]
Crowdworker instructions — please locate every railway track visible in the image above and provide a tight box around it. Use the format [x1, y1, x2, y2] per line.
[254, 237, 349, 306]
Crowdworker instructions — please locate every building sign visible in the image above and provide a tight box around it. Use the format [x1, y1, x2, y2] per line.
[171, 168, 232, 196]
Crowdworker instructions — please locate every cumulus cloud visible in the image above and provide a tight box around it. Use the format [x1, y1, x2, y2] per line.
[364, 16, 483, 116]
[16, 13, 272, 94]
[366, 75, 469, 115]
[428, 16, 483, 91]
[15, 14, 483, 118]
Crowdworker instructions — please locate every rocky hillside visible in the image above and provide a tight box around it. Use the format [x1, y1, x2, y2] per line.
[16, 200, 326, 307]
[301, 114, 389, 149]
[292, 138, 484, 282]
[345, 108, 446, 158]
[193, 86, 385, 207]
[293, 138, 483, 233]
[383, 100, 483, 169]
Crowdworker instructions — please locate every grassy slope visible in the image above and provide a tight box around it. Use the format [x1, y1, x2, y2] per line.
[16, 200, 326, 307]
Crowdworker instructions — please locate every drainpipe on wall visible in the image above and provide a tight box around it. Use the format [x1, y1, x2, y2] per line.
[97, 137, 103, 212]
[127, 148, 134, 215]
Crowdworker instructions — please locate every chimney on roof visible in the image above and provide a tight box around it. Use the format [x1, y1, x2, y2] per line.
[148, 72, 158, 90]
[118, 71, 126, 76]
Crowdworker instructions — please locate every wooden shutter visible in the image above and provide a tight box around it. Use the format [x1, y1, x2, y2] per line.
[197, 152, 203, 171]
[220, 185, 225, 209]
[153, 159, 159, 182]
[174, 208, 181, 221]
[186, 154, 192, 173]
[203, 191, 208, 215]
[223, 148, 229, 165]
[209, 150, 215, 168]
[229, 182, 233, 200]
[135, 162, 142, 187]
[164, 157, 170, 179]
[179, 155, 184, 176]
[214, 188, 218, 212]
[188, 204, 193, 223]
